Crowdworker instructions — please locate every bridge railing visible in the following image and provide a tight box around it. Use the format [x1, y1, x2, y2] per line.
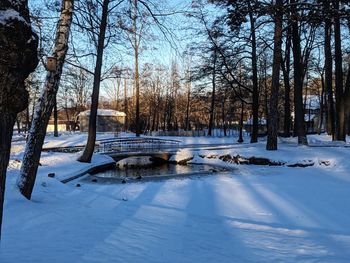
[98, 137, 180, 153]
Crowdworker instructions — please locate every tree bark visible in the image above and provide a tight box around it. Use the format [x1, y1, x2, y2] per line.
[324, 2, 335, 139]
[124, 78, 128, 131]
[266, 0, 283, 150]
[291, 0, 308, 145]
[0, 0, 38, 237]
[318, 74, 325, 134]
[208, 48, 217, 136]
[78, 0, 109, 163]
[133, 0, 141, 137]
[238, 101, 244, 143]
[333, 0, 345, 141]
[54, 95, 58, 137]
[249, 9, 259, 143]
[281, 26, 292, 137]
[185, 77, 191, 131]
[343, 63, 350, 135]
[17, 0, 73, 199]
[221, 97, 227, 136]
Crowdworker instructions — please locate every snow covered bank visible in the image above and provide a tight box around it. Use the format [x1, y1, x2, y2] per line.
[1, 133, 350, 262]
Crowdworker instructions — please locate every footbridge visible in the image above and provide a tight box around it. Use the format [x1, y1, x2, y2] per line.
[97, 137, 181, 162]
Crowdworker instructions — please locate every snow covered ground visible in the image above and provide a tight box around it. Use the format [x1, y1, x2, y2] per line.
[1, 133, 350, 262]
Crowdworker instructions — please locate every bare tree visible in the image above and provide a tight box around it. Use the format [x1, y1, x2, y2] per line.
[266, 0, 283, 150]
[291, 0, 308, 145]
[78, 0, 110, 163]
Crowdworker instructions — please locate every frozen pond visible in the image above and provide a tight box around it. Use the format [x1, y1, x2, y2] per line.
[79, 162, 230, 184]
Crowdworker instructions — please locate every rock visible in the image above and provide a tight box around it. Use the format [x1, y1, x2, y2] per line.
[177, 157, 194, 165]
[233, 155, 249, 164]
[91, 178, 98, 182]
[219, 154, 232, 162]
[287, 162, 314, 168]
[122, 179, 127, 184]
[319, 160, 331, 166]
[248, 157, 283, 166]
[76, 183, 81, 187]
[48, 173, 55, 178]
[248, 157, 270, 165]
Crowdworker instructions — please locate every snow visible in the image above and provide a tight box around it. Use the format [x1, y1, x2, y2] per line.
[1, 133, 350, 262]
[244, 117, 267, 125]
[304, 95, 320, 110]
[79, 109, 126, 117]
[0, 9, 27, 25]
[304, 113, 316, 121]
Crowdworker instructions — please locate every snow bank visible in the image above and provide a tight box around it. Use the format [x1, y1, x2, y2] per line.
[0, 9, 27, 25]
[2, 133, 350, 262]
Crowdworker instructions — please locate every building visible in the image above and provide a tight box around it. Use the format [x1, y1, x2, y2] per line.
[79, 109, 126, 132]
[304, 95, 323, 133]
[47, 120, 69, 132]
[244, 117, 267, 135]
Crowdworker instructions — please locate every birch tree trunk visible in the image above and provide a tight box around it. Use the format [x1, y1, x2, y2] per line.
[17, 0, 74, 200]
[0, 0, 38, 238]
[266, 0, 283, 150]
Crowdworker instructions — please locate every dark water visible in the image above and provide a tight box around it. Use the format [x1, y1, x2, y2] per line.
[81, 163, 229, 184]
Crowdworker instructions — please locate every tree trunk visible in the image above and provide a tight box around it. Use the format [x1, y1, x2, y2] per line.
[124, 78, 128, 131]
[54, 95, 58, 137]
[116, 78, 120, 111]
[266, 0, 283, 150]
[238, 101, 244, 143]
[334, 0, 345, 141]
[0, 115, 16, 239]
[185, 82, 191, 131]
[133, 0, 141, 137]
[208, 49, 217, 137]
[281, 26, 292, 137]
[0, 0, 38, 237]
[343, 63, 350, 136]
[25, 106, 30, 134]
[16, 116, 21, 134]
[318, 74, 325, 134]
[77, 0, 109, 163]
[249, 9, 259, 143]
[221, 98, 227, 136]
[17, 0, 74, 199]
[324, 2, 335, 139]
[291, 0, 308, 145]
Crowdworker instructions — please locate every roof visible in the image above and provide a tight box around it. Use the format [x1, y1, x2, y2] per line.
[79, 109, 126, 117]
